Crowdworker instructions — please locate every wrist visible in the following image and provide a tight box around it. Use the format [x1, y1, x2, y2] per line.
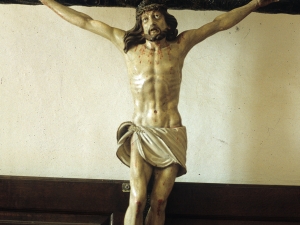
[250, 0, 260, 10]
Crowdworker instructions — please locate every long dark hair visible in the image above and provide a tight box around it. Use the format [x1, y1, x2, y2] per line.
[123, 5, 178, 53]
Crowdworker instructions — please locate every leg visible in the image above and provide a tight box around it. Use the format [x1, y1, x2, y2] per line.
[124, 135, 153, 225]
[145, 164, 179, 225]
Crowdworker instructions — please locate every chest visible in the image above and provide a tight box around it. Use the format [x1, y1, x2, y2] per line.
[126, 44, 183, 75]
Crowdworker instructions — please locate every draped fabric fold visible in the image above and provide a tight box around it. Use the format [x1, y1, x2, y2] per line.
[116, 121, 187, 177]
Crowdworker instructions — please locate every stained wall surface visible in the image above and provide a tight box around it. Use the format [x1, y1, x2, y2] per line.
[1, 5, 300, 185]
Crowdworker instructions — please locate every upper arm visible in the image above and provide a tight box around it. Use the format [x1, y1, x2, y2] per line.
[81, 18, 126, 51]
[40, 0, 126, 50]
[181, 20, 222, 52]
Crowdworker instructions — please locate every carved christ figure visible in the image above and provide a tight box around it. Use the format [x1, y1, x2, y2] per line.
[39, 0, 278, 224]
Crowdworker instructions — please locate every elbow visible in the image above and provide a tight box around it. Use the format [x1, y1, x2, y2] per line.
[212, 19, 227, 32]
[72, 11, 93, 29]
[75, 17, 91, 29]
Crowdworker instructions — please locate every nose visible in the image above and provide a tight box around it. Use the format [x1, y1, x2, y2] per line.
[148, 16, 156, 25]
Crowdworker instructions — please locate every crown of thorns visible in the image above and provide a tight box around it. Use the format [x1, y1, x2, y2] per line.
[136, 0, 168, 19]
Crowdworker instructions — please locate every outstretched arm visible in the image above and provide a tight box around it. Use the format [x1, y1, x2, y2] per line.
[40, 0, 125, 50]
[183, 0, 279, 50]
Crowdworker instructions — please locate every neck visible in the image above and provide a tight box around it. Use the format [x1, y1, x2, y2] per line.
[145, 39, 169, 51]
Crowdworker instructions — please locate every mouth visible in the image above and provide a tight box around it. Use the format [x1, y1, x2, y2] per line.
[149, 27, 160, 35]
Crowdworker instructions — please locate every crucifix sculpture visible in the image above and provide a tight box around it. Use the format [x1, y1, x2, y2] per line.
[32, 0, 279, 224]
[2, 0, 288, 224]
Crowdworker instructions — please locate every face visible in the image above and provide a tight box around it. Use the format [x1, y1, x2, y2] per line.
[141, 10, 169, 42]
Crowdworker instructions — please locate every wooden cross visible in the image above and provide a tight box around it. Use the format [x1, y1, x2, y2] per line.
[0, 0, 299, 15]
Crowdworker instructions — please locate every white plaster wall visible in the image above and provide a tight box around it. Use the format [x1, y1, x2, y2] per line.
[0, 5, 299, 185]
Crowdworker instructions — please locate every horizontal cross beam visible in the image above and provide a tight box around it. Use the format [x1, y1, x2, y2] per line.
[1, 0, 299, 15]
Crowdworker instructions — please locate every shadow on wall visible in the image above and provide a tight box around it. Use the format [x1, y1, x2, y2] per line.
[230, 14, 300, 185]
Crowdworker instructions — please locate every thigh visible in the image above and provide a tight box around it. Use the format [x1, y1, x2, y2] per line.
[130, 134, 153, 194]
[152, 164, 179, 199]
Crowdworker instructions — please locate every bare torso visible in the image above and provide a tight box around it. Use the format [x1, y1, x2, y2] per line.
[124, 39, 187, 128]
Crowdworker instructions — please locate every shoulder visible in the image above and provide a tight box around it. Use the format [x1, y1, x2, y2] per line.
[169, 31, 196, 55]
[175, 21, 220, 52]
[111, 27, 126, 51]
[185, 21, 222, 46]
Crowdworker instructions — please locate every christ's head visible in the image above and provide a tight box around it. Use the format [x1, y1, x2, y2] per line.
[123, 0, 178, 53]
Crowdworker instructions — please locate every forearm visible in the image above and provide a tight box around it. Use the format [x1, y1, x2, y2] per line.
[214, 0, 259, 31]
[40, 0, 92, 28]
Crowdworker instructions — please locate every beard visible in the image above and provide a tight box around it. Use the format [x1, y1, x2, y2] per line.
[144, 25, 168, 42]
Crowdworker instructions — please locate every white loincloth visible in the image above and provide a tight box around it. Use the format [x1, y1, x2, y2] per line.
[116, 121, 187, 177]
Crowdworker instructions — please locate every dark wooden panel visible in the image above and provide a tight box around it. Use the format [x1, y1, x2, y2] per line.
[167, 183, 300, 222]
[0, 176, 127, 225]
[0, 176, 129, 213]
[1, 176, 300, 225]
[165, 218, 299, 225]
[0, 221, 108, 224]
[0, 211, 111, 224]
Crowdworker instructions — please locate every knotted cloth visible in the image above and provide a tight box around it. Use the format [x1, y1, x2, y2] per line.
[116, 121, 187, 177]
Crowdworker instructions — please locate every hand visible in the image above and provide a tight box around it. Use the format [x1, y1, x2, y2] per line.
[256, 0, 279, 8]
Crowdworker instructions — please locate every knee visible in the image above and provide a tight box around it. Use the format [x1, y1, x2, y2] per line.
[129, 190, 147, 214]
[130, 192, 147, 207]
[150, 197, 167, 216]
